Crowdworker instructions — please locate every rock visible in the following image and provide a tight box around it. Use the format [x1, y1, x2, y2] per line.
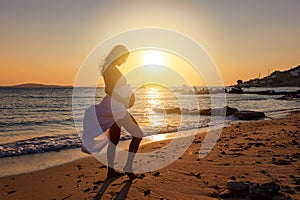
[272, 194, 292, 200]
[211, 106, 239, 116]
[223, 106, 239, 116]
[190, 172, 201, 178]
[281, 186, 294, 194]
[208, 192, 219, 198]
[219, 190, 236, 198]
[289, 175, 296, 179]
[220, 151, 226, 155]
[248, 182, 281, 200]
[294, 178, 300, 186]
[153, 172, 160, 177]
[234, 111, 265, 120]
[292, 140, 298, 145]
[226, 181, 249, 192]
[195, 172, 201, 178]
[93, 180, 103, 185]
[144, 189, 150, 197]
[255, 142, 266, 147]
[93, 185, 98, 190]
[7, 189, 15, 195]
[277, 93, 300, 100]
[202, 106, 239, 116]
[194, 140, 201, 144]
[138, 174, 146, 179]
[228, 87, 243, 94]
[200, 109, 211, 116]
[153, 106, 239, 116]
[272, 159, 291, 165]
[260, 182, 280, 194]
[212, 185, 220, 190]
[261, 170, 268, 175]
[248, 187, 272, 200]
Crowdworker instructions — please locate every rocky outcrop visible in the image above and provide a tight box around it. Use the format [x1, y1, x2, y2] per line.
[153, 106, 239, 116]
[248, 182, 281, 200]
[236, 65, 300, 87]
[219, 181, 288, 200]
[234, 111, 265, 120]
[153, 107, 266, 120]
[226, 181, 250, 191]
[277, 92, 300, 100]
[205, 106, 239, 116]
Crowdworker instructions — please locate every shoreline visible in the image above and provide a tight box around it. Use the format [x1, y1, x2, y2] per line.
[0, 126, 211, 177]
[0, 111, 299, 199]
[0, 148, 89, 177]
[0, 110, 295, 177]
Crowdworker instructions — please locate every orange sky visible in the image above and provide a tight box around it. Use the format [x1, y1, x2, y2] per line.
[0, 0, 299, 86]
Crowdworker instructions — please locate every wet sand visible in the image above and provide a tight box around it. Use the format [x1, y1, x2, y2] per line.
[0, 111, 299, 199]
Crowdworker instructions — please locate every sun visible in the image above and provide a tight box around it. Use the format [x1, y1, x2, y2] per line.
[141, 50, 166, 65]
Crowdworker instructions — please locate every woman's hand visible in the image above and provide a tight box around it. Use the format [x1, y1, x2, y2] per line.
[128, 93, 135, 108]
[110, 92, 135, 109]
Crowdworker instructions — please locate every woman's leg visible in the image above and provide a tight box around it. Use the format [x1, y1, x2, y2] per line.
[107, 122, 122, 177]
[117, 112, 143, 178]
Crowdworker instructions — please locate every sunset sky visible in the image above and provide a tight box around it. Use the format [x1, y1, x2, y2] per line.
[0, 0, 299, 86]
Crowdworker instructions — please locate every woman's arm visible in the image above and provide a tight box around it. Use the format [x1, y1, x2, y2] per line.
[103, 67, 135, 108]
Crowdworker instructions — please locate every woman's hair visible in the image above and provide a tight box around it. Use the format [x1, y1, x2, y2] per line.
[99, 45, 129, 74]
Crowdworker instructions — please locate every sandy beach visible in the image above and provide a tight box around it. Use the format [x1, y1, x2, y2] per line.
[0, 112, 299, 200]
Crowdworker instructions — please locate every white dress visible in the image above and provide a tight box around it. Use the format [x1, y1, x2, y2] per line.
[82, 79, 132, 153]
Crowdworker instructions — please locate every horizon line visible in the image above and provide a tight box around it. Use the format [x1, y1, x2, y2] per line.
[0, 82, 233, 88]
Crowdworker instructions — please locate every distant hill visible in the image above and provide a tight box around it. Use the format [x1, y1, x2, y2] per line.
[1, 83, 73, 88]
[236, 65, 300, 87]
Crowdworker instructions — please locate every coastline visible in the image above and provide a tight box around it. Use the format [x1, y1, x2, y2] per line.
[0, 111, 299, 199]
[0, 126, 210, 177]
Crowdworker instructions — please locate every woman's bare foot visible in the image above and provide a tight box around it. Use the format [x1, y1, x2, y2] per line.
[123, 165, 138, 180]
[107, 167, 125, 179]
[126, 172, 138, 180]
[81, 145, 91, 154]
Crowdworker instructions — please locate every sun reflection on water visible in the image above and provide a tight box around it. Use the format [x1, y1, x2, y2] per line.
[149, 134, 168, 142]
[145, 86, 165, 127]
[131, 84, 181, 139]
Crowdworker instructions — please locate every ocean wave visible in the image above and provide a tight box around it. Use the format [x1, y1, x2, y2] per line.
[33, 109, 71, 113]
[0, 125, 206, 158]
[0, 118, 73, 128]
[0, 135, 82, 158]
[265, 107, 300, 114]
[155, 124, 209, 134]
[23, 96, 72, 99]
[247, 97, 268, 101]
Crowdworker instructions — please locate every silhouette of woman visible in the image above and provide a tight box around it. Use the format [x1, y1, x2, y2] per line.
[82, 45, 143, 180]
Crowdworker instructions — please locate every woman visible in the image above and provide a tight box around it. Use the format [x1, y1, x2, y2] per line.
[82, 45, 143, 180]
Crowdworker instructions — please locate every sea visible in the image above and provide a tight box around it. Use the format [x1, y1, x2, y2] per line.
[0, 86, 299, 170]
